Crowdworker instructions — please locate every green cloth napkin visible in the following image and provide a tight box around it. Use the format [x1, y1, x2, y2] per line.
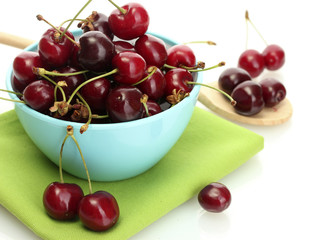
[0, 107, 263, 240]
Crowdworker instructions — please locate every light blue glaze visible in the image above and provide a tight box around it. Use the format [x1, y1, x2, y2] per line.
[6, 29, 203, 181]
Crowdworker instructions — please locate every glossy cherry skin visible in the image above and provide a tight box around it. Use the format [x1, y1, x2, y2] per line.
[113, 41, 136, 55]
[164, 68, 194, 96]
[108, 2, 149, 40]
[166, 45, 196, 68]
[78, 31, 115, 72]
[137, 66, 166, 100]
[54, 66, 85, 101]
[38, 27, 75, 69]
[78, 191, 119, 231]
[262, 44, 285, 70]
[43, 182, 84, 220]
[112, 52, 146, 85]
[142, 100, 162, 117]
[259, 78, 286, 107]
[13, 51, 44, 85]
[23, 80, 55, 113]
[11, 74, 27, 94]
[218, 67, 252, 95]
[81, 77, 111, 113]
[238, 49, 265, 78]
[198, 182, 231, 213]
[82, 11, 114, 39]
[231, 81, 265, 116]
[106, 86, 143, 122]
[135, 34, 167, 68]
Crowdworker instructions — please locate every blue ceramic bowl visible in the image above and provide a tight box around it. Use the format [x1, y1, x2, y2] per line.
[6, 29, 202, 181]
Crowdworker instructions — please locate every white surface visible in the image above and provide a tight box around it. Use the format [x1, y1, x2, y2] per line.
[1, 0, 327, 239]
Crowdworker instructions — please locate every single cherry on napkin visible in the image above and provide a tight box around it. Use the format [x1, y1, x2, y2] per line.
[198, 182, 231, 213]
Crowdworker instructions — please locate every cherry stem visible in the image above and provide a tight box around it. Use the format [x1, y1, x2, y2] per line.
[188, 62, 225, 72]
[164, 61, 206, 71]
[76, 92, 92, 134]
[60, 0, 93, 39]
[35, 67, 88, 77]
[92, 114, 109, 119]
[67, 126, 93, 194]
[59, 133, 70, 183]
[140, 94, 150, 117]
[67, 68, 119, 105]
[183, 40, 217, 46]
[245, 10, 268, 47]
[186, 81, 236, 106]
[0, 96, 25, 104]
[39, 73, 66, 102]
[107, 0, 127, 14]
[0, 88, 23, 96]
[59, 18, 87, 28]
[132, 66, 157, 86]
[36, 15, 79, 47]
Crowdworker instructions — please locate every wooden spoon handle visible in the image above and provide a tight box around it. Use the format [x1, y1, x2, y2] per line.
[0, 32, 35, 49]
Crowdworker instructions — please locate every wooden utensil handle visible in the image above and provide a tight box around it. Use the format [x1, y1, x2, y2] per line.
[0, 32, 35, 49]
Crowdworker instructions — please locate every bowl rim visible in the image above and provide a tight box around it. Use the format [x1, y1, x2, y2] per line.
[6, 29, 203, 129]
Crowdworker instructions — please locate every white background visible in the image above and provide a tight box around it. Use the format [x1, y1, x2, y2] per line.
[1, 0, 327, 239]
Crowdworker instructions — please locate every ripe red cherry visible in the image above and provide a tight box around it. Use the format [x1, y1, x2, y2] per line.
[238, 49, 265, 78]
[142, 100, 162, 117]
[166, 45, 196, 68]
[111, 51, 146, 85]
[43, 182, 84, 220]
[108, 2, 149, 40]
[11, 74, 27, 94]
[81, 11, 114, 39]
[23, 80, 55, 113]
[137, 66, 166, 100]
[54, 66, 85, 101]
[78, 191, 119, 231]
[198, 182, 231, 213]
[106, 86, 143, 122]
[38, 27, 75, 68]
[13, 51, 44, 85]
[135, 34, 168, 68]
[80, 77, 111, 113]
[78, 31, 115, 72]
[164, 68, 194, 96]
[113, 40, 136, 54]
[259, 78, 286, 107]
[218, 67, 252, 95]
[262, 44, 285, 70]
[231, 81, 265, 116]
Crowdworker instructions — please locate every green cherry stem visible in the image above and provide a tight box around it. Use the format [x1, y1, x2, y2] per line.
[59, 18, 87, 28]
[60, 0, 93, 39]
[39, 73, 67, 102]
[187, 81, 236, 106]
[245, 10, 268, 47]
[107, 0, 127, 14]
[76, 92, 92, 134]
[0, 96, 25, 104]
[140, 94, 150, 117]
[183, 40, 217, 46]
[164, 61, 225, 72]
[132, 66, 157, 86]
[67, 68, 119, 105]
[59, 132, 70, 183]
[34, 67, 89, 77]
[67, 126, 93, 194]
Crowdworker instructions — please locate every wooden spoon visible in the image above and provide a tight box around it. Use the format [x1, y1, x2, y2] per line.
[198, 81, 293, 126]
[0, 32, 35, 49]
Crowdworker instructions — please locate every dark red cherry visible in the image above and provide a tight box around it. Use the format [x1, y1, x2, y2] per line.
[135, 34, 167, 68]
[166, 45, 196, 68]
[218, 67, 252, 95]
[11, 74, 27, 94]
[142, 100, 162, 117]
[108, 2, 149, 40]
[43, 182, 84, 220]
[23, 80, 55, 113]
[78, 31, 115, 72]
[259, 78, 286, 107]
[238, 49, 265, 78]
[13, 51, 44, 85]
[262, 44, 285, 70]
[80, 77, 111, 113]
[38, 27, 75, 68]
[137, 66, 166, 100]
[54, 66, 85, 101]
[113, 41, 136, 55]
[68, 44, 83, 69]
[231, 81, 265, 116]
[198, 182, 231, 213]
[164, 68, 193, 96]
[106, 86, 143, 122]
[111, 51, 146, 85]
[78, 191, 119, 231]
[81, 11, 114, 39]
